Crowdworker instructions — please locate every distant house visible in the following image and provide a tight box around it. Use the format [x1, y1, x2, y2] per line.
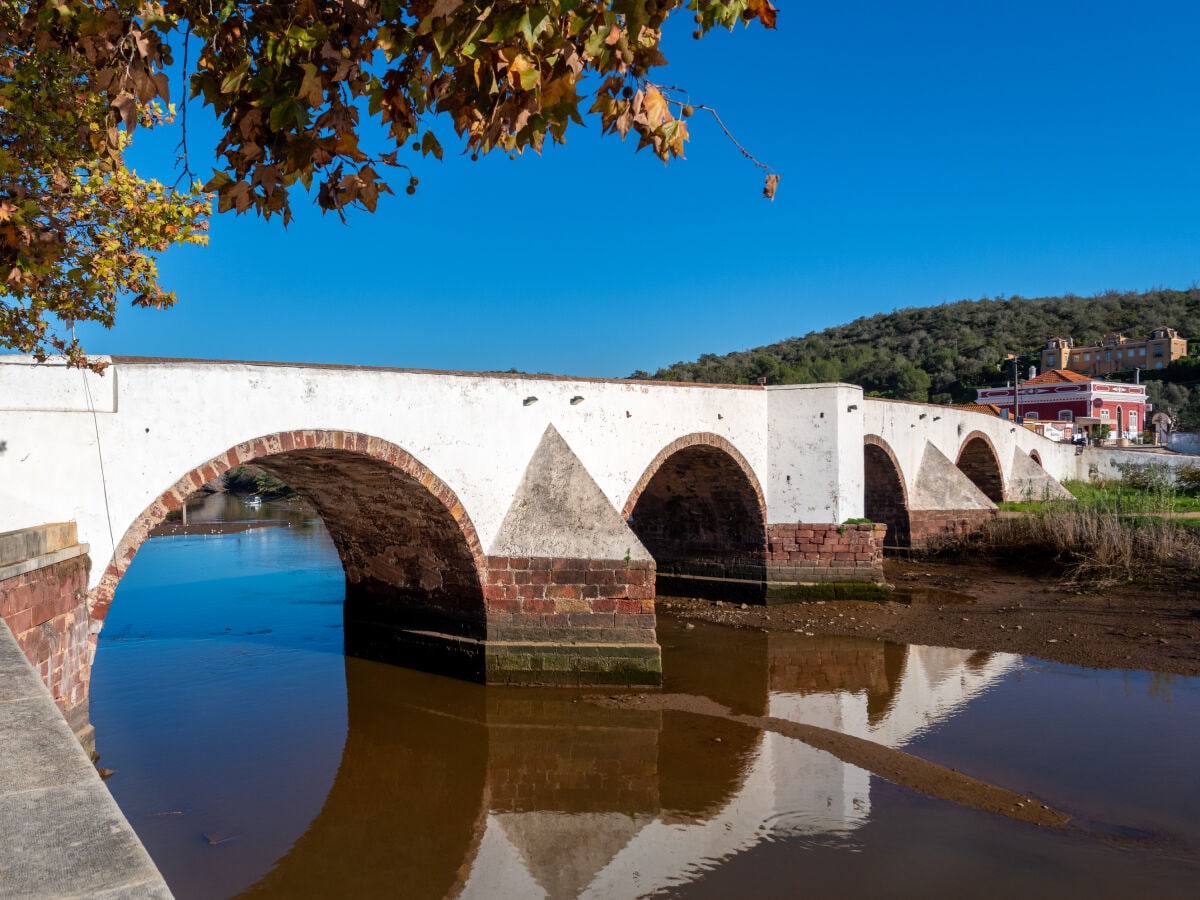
[976, 369, 1147, 438]
[1041, 327, 1186, 377]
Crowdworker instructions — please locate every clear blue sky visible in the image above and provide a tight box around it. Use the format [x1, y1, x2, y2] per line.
[78, 0, 1200, 377]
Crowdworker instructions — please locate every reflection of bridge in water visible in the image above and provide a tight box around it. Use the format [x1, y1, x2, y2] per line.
[240, 628, 1019, 899]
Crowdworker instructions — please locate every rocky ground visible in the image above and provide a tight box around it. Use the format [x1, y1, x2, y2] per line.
[657, 556, 1200, 676]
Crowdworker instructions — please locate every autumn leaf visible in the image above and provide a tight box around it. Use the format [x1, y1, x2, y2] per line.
[746, 0, 780, 29]
[643, 86, 670, 127]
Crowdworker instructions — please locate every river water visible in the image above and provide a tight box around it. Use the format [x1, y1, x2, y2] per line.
[91, 496, 1200, 899]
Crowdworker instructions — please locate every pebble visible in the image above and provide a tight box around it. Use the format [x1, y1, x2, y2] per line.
[1046, 639, 1058, 644]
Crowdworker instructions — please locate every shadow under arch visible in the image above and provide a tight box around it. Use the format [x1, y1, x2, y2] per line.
[863, 435, 911, 548]
[91, 430, 488, 675]
[1030, 449, 1043, 467]
[622, 434, 768, 602]
[955, 431, 1005, 503]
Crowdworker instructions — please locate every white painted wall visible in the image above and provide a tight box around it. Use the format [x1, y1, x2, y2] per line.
[766, 383, 865, 522]
[863, 398, 1080, 498]
[4, 357, 1097, 592]
[2, 357, 776, 589]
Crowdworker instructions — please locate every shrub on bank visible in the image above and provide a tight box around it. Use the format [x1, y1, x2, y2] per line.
[931, 469, 1200, 585]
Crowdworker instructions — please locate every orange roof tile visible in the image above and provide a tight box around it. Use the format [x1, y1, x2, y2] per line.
[1023, 368, 1092, 385]
[952, 403, 1004, 416]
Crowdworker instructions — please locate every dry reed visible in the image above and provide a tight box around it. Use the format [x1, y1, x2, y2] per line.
[927, 503, 1200, 586]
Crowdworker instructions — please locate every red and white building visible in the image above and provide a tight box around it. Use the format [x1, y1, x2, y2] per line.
[976, 369, 1146, 438]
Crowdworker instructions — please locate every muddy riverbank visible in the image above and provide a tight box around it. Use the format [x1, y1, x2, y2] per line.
[658, 557, 1200, 677]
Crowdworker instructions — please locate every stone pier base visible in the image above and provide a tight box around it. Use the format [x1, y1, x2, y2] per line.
[762, 522, 890, 604]
[343, 555, 663, 686]
[0, 524, 94, 753]
[908, 508, 998, 548]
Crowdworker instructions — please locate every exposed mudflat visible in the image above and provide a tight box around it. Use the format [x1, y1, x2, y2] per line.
[657, 556, 1200, 677]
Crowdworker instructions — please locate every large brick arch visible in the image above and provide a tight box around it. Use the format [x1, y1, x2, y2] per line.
[956, 431, 1005, 503]
[863, 435, 910, 548]
[89, 431, 486, 632]
[623, 433, 767, 597]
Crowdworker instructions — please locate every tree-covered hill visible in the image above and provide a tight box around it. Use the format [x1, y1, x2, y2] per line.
[636, 287, 1200, 423]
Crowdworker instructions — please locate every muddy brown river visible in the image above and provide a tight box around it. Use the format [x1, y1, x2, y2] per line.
[91, 495, 1200, 898]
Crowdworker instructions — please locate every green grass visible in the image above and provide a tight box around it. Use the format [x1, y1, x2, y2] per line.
[1001, 478, 1200, 515]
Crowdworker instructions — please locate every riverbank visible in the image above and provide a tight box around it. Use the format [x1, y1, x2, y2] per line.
[658, 556, 1200, 676]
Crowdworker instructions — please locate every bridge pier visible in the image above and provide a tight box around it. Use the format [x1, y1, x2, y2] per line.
[763, 521, 889, 602]
[338, 425, 663, 685]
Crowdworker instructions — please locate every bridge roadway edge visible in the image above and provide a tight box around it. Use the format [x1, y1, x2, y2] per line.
[0, 598, 172, 898]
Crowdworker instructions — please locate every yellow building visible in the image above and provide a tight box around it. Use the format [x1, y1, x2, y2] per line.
[1041, 327, 1187, 376]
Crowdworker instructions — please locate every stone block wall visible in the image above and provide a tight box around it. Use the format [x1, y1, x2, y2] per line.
[481, 556, 660, 685]
[763, 523, 888, 601]
[0, 553, 93, 750]
[908, 508, 998, 548]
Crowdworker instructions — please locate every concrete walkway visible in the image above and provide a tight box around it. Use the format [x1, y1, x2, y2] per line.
[0, 620, 172, 899]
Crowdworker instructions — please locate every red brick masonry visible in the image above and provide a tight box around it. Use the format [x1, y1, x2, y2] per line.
[0, 554, 93, 744]
[765, 522, 887, 586]
[483, 556, 656, 645]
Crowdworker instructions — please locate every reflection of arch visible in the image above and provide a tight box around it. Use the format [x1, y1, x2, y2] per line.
[863, 435, 910, 548]
[955, 431, 1005, 503]
[91, 431, 486, 636]
[241, 659, 491, 898]
[1029, 449, 1042, 467]
[623, 434, 767, 599]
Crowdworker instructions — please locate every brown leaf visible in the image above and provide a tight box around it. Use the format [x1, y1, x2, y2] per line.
[643, 86, 670, 127]
[747, 0, 779, 29]
[112, 92, 137, 130]
[763, 173, 780, 201]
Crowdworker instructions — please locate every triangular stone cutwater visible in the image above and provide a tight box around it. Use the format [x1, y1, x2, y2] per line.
[489, 425, 652, 562]
[1008, 448, 1074, 502]
[909, 442, 996, 511]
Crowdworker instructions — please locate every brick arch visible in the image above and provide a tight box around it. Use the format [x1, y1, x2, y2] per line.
[863, 435, 910, 548]
[956, 431, 1005, 503]
[623, 433, 767, 600]
[89, 430, 486, 629]
[622, 433, 765, 521]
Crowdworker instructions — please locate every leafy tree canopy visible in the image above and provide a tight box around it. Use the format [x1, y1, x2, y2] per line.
[644, 287, 1200, 411]
[2, 0, 777, 367]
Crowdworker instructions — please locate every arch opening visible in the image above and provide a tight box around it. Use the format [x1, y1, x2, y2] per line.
[956, 435, 1005, 503]
[1030, 450, 1042, 467]
[93, 431, 488, 680]
[863, 440, 910, 549]
[625, 439, 766, 602]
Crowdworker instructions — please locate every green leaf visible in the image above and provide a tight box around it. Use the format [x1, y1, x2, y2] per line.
[421, 130, 443, 160]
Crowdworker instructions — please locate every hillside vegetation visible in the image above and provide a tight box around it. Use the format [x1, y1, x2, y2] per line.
[636, 287, 1200, 425]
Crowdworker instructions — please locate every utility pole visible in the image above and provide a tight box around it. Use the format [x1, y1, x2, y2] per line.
[1013, 355, 1021, 420]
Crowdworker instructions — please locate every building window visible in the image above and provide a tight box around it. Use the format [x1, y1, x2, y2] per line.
[1117, 350, 1123, 358]
[1047, 354, 1055, 366]
[1129, 410, 1138, 432]
[1084, 352, 1092, 361]
[1106, 351, 1112, 361]
[1156, 361, 1163, 369]
[1023, 412, 1039, 421]
[1059, 410, 1073, 421]
[1101, 410, 1110, 420]
[1140, 347, 1146, 356]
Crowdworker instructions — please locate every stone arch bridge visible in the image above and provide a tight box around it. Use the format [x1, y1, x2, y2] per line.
[1, 356, 1086, 744]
